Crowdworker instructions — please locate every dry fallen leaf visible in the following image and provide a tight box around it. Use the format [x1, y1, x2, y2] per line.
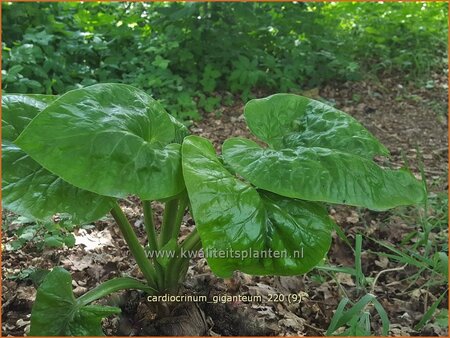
[75, 228, 114, 251]
[62, 254, 93, 271]
[16, 286, 36, 302]
[335, 272, 355, 286]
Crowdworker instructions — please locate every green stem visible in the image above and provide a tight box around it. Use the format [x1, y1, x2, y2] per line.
[165, 228, 202, 290]
[77, 277, 155, 307]
[110, 202, 157, 289]
[142, 200, 164, 289]
[181, 227, 201, 252]
[171, 193, 189, 240]
[160, 198, 179, 247]
[143, 200, 159, 251]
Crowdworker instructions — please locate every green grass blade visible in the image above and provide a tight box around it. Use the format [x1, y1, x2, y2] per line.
[334, 294, 376, 331]
[327, 297, 350, 335]
[355, 234, 365, 288]
[372, 297, 390, 335]
[316, 264, 357, 275]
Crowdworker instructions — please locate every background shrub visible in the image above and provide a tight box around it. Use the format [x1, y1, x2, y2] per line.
[2, 1, 447, 120]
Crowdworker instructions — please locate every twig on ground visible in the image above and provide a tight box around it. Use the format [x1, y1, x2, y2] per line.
[371, 264, 408, 294]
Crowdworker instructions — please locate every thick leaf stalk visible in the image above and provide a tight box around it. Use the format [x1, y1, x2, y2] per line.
[110, 203, 158, 289]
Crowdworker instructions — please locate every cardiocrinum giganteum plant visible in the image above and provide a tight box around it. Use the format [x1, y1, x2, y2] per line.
[2, 84, 425, 335]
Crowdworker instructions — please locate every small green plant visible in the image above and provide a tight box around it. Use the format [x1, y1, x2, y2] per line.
[321, 235, 391, 336]
[3, 216, 76, 251]
[326, 294, 390, 336]
[3, 2, 446, 118]
[3, 84, 425, 335]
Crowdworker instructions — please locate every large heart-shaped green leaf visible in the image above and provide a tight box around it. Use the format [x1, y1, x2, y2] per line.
[2, 95, 114, 223]
[182, 136, 333, 278]
[223, 138, 424, 211]
[2, 94, 54, 141]
[30, 267, 120, 336]
[16, 84, 188, 200]
[223, 94, 425, 211]
[243, 93, 389, 158]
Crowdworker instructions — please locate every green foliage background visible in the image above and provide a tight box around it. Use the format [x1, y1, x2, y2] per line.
[2, 1, 447, 120]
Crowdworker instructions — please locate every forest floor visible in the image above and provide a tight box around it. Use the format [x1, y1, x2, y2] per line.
[2, 73, 448, 336]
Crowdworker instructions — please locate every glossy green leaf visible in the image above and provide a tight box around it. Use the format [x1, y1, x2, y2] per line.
[2, 95, 114, 223]
[2, 94, 54, 141]
[16, 83, 188, 200]
[168, 114, 190, 143]
[223, 94, 425, 211]
[244, 93, 388, 158]
[30, 267, 120, 336]
[182, 136, 333, 278]
[223, 138, 424, 211]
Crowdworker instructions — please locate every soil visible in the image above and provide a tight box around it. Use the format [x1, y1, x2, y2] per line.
[2, 73, 448, 336]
